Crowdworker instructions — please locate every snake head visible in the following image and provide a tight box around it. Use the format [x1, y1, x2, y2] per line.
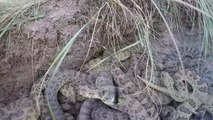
[161, 72, 174, 88]
[98, 86, 124, 106]
[114, 50, 131, 61]
[83, 57, 103, 72]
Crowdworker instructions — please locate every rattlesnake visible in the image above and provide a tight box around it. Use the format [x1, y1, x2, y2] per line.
[158, 44, 203, 73]
[45, 44, 212, 119]
[45, 48, 165, 120]
[4, 44, 211, 120]
[78, 98, 129, 120]
[190, 59, 213, 116]
[140, 69, 209, 120]
[44, 49, 131, 120]
[75, 48, 171, 119]
[158, 44, 213, 118]
[60, 46, 174, 120]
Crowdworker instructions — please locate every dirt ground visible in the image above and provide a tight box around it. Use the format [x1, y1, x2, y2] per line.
[0, 0, 204, 106]
[0, 0, 95, 105]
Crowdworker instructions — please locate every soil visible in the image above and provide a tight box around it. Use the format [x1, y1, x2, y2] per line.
[0, 0, 100, 105]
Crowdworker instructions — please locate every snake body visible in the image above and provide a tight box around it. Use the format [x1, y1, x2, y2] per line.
[78, 98, 129, 120]
[2, 44, 213, 120]
[45, 48, 163, 120]
[140, 69, 209, 120]
[45, 69, 117, 120]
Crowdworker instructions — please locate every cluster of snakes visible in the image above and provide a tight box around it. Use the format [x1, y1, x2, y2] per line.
[0, 44, 213, 120]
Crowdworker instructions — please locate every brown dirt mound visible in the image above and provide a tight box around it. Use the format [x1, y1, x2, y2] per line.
[0, 0, 103, 104]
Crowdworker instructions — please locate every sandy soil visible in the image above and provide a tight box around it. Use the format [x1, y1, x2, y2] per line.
[0, 0, 102, 105]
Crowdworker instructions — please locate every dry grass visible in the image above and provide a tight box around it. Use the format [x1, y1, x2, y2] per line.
[0, 0, 47, 39]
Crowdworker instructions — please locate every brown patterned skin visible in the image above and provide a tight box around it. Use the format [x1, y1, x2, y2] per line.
[140, 69, 209, 120]
[44, 50, 131, 120]
[193, 60, 213, 116]
[200, 95, 213, 117]
[45, 70, 85, 120]
[44, 49, 160, 120]
[45, 47, 173, 120]
[45, 69, 119, 120]
[91, 102, 129, 120]
[126, 52, 172, 106]
[158, 44, 203, 73]
[83, 48, 154, 119]
[77, 99, 95, 120]
[86, 50, 161, 120]
[30, 79, 52, 120]
[158, 43, 213, 118]
[83, 49, 163, 120]
[59, 82, 78, 103]
[107, 63, 160, 120]
[77, 98, 129, 120]
[159, 106, 176, 120]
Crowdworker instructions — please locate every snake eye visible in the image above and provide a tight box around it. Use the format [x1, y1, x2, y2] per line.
[101, 90, 106, 96]
[98, 89, 105, 97]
